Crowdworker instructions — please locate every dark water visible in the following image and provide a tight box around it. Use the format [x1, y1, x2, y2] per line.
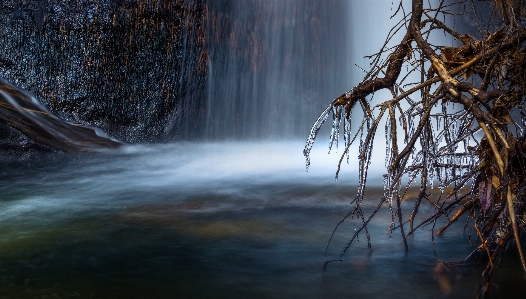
[1, 142, 525, 299]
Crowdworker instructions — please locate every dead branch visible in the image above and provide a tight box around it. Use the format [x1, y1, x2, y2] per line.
[305, 0, 526, 296]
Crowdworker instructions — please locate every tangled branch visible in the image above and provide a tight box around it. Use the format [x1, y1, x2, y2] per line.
[304, 0, 526, 297]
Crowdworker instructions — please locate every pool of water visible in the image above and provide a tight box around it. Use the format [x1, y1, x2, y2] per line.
[0, 141, 524, 298]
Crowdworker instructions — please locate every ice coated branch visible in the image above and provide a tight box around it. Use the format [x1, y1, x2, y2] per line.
[306, 0, 526, 296]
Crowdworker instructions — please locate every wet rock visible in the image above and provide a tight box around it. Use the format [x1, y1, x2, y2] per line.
[0, 0, 207, 146]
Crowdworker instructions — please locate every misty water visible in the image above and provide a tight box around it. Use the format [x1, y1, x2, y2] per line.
[2, 1, 526, 299]
[2, 142, 526, 299]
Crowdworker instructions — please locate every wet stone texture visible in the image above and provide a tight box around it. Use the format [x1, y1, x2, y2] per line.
[0, 0, 207, 144]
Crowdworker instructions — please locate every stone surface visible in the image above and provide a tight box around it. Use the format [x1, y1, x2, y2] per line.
[0, 0, 207, 145]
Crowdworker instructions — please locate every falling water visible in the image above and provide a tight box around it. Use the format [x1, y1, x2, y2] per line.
[0, 78, 120, 152]
[204, 0, 350, 140]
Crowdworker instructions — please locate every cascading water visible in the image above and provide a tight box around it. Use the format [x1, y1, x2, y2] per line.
[0, 78, 121, 152]
[204, 0, 350, 140]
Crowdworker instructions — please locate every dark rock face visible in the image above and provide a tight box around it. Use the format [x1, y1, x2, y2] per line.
[0, 0, 207, 144]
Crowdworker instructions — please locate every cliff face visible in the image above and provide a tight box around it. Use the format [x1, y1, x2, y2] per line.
[0, 0, 207, 144]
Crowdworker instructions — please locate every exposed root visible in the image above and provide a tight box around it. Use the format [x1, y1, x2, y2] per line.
[305, 0, 526, 297]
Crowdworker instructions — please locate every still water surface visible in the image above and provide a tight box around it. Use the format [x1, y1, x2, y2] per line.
[0, 141, 524, 298]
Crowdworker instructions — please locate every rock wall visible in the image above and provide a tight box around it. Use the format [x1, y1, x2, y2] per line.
[0, 0, 207, 144]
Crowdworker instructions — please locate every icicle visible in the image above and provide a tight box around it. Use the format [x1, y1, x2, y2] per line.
[358, 139, 364, 180]
[385, 120, 391, 168]
[356, 138, 369, 204]
[329, 105, 342, 153]
[343, 114, 352, 163]
[383, 174, 390, 199]
[446, 155, 452, 182]
[304, 103, 333, 171]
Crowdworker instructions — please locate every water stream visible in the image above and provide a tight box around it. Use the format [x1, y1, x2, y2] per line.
[0, 144, 492, 297]
[1, 142, 525, 298]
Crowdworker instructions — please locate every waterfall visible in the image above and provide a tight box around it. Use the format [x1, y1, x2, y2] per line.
[204, 0, 350, 140]
[0, 0, 458, 150]
[202, 0, 451, 142]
